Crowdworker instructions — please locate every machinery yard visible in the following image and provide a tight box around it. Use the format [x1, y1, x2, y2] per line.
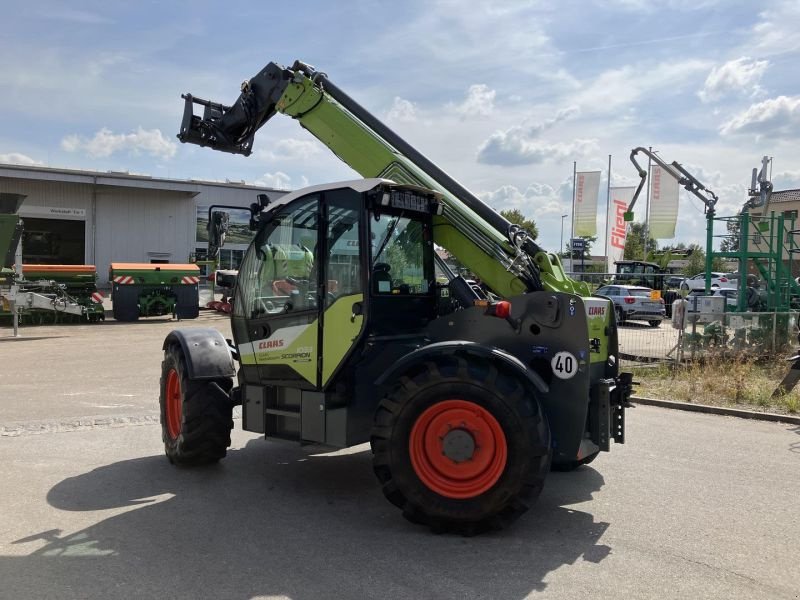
[3, 3, 800, 597]
[1, 315, 799, 599]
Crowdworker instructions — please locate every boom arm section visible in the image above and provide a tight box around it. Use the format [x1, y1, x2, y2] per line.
[178, 60, 589, 297]
[627, 147, 718, 216]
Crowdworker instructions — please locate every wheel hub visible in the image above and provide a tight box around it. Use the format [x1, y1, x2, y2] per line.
[409, 399, 508, 499]
[441, 428, 476, 463]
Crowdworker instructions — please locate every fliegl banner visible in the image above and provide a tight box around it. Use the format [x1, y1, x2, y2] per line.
[649, 165, 679, 239]
[574, 171, 601, 237]
[606, 186, 635, 273]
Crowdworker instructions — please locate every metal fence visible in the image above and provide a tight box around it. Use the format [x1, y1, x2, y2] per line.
[563, 271, 800, 366]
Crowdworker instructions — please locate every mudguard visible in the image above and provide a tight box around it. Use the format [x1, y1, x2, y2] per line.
[375, 340, 549, 395]
[162, 328, 236, 380]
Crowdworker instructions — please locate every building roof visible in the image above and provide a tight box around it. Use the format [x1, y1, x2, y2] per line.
[768, 189, 800, 203]
[0, 162, 282, 197]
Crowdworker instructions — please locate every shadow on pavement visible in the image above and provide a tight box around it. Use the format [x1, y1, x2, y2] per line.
[789, 425, 800, 454]
[4, 440, 611, 599]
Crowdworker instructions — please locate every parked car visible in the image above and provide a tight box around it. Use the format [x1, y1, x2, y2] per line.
[665, 275, 686, 289]
[679, 272, 731, 292]
[595, 284, 667, 327]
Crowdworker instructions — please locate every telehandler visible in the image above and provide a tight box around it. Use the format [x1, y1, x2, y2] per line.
[160, 60, 631, 533]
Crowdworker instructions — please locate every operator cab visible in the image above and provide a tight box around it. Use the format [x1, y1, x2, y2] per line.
[231, 178, 441, 393]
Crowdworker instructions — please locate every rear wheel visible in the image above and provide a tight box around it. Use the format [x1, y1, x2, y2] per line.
[112, 286, 140, 322]
[371, 353, 551, 534]
[615, 306, 625, 325]
[159, 344, 234, 466]
[648, 320, 661, 328]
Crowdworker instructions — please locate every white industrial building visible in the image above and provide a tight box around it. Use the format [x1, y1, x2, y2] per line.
[0, 163, 287, 285]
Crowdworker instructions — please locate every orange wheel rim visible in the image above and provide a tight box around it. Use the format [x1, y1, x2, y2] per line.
[165, 368, 182, 440]
[409, 399, 507, 499]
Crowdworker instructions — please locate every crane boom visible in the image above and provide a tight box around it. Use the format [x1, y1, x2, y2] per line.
[178, 60, 589, 298]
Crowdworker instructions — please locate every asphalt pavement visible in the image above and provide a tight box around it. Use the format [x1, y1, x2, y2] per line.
[1, 314, 799, 599]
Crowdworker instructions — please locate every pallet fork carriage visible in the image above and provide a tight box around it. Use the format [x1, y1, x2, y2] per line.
[158, 60, 632, 533]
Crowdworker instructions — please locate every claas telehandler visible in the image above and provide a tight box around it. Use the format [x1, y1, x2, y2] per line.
[160, 60, 631, 533]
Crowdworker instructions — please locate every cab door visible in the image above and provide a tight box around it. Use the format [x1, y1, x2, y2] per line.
[319, 189, 366, 387]
[232, 194, 321, 388]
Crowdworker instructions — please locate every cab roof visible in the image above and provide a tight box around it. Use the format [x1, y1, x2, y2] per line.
[262, 178, 441, 213]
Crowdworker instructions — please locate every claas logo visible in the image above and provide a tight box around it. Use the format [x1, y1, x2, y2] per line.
[588, 306, 606, 316]
[258, 339, 285, 350]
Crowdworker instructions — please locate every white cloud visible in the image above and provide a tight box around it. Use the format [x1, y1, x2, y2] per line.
[528, 106, 580, 136]
[698, 57, 769, 103]
[719, 95, 800, 139]
[254, 138, 321, 162]
[452, 84, 496, 118]
[773, 170, 800, 190]
[0, 152, 43, 166]
[479, 135, 598, 167]
[253, 171, 309, 191]
[750, 1, 800, 57]
[37, 8, 114, 24]
[61, 127, 177, 159]
[386, 97, 417, 123]
[476, 106, 590, 166]
[598, 0, 723, 11]
[571, 59, 711, 114]
[479, 181, 571, 217]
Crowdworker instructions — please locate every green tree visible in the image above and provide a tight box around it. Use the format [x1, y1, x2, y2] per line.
[500, 209, 538, 240]
[680, 244, 726, 276]
[719, 216, 741, 252]
[623, 222, 657, 260]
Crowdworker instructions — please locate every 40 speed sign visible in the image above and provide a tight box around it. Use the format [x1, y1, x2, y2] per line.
[551, 351, 578, 379]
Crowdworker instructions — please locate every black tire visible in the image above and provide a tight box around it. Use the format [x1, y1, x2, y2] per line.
[370, 352, 551, 535]
[648, 320, 661, 328]
[615, 306, 625, 325]
[159, 344, 234, 466]
[112, 285, 139, 322]
[173, 285, 200, 320]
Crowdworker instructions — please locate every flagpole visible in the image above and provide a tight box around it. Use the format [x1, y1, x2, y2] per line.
[605, 154, 611, 271]
[571, 161, 576, 260]
[644, 146, 652, 260]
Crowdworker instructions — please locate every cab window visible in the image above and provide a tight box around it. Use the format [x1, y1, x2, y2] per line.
[234, 196, 319, 318]
[370, 214, 431, 295]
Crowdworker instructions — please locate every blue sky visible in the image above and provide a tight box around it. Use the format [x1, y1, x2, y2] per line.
[1, 0, 799, 254]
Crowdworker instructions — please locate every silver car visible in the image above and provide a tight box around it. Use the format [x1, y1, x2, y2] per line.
[595, 284, 667, 327]
[679, 272, 731, 292]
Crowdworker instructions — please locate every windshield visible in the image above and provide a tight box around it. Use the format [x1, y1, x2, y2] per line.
[628, 288, 653, 297]
[370, 213, 431, 295]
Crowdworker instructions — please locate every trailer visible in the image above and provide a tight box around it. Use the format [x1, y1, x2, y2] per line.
[17, 264, 105, 322]
[110, 263, 200, 322]
[2, 194, 89, 332]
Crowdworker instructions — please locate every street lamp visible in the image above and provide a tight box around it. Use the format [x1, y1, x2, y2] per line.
[560, 214, 568, 256]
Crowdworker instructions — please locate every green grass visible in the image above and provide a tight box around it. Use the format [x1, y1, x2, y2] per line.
[631, 356, 800, 414]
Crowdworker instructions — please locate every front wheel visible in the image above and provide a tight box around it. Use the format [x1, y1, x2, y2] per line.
[159, 344, 234, 466]
[649, 320, 662, 328]
[371, 353, 551, 534]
